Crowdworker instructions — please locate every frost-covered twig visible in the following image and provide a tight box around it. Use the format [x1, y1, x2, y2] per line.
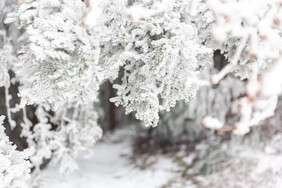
[4, 86, 16, 129]
[202, 0, 282, 134]
[0, 116, 33, 188]
[125, 0, 176, 21]
[210, 35, 248, 84]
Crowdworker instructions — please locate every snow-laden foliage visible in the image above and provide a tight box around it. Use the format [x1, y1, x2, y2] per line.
[6, 0, 214, 128]
[94, 0, 213, 127]
[208, 0, 282, 59]
[0, 116, 33, 188]
[6, 0, 102, 110]
[0, 1, 282, 186]
[89, 0, 129, 82]
[1, 0, 103, 177]
[202, 0, 282, 134]
[0, 44, 10, 88]
[121, 0, 282, 134]
[50, 102, 102, 174]
[5, 0, 282, 132]
[0, 26, 18, 129]
[21, 102, 102, 174]
[208, 0, 282, 81]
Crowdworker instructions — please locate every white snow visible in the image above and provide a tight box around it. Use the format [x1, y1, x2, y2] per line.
[41, 127, 179, 188]
[40, 127, 282, 188]
[201, 116, 223, 129]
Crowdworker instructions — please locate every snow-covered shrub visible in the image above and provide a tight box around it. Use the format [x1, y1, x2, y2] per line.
[0, 116, 33, 188]
[0, 27, 18, 129]
[94, 0, 213, 127]
[20, 102, 102, 174]
[202, 0, 282, 134]
[6, 0, 282, 133]
[0, 46, 10, 88]
[50, 102, 103, 174]
[6, 0, 102, 109]
[1, 0, 103, 177]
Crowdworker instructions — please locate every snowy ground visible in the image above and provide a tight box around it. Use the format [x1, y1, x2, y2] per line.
[41, 128, 180, 188]
[40, 127, 282, 188]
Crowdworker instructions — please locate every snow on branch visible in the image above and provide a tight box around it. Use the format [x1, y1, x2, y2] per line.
[0, 116, 33, 188]
[125, 0, 176, 21]
[6, 0, 103, 109]
[201, 0, 282, 135]
[207, 0, 282, 83]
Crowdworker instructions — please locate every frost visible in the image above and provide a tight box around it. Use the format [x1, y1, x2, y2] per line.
[202, 116, 223, 130]
[21, 102, 103, 175]
[0, 1, 282, 186]
[6, 0, 103, 109]
[0, 116, 33, 188]
[100, 0, 213, 127]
